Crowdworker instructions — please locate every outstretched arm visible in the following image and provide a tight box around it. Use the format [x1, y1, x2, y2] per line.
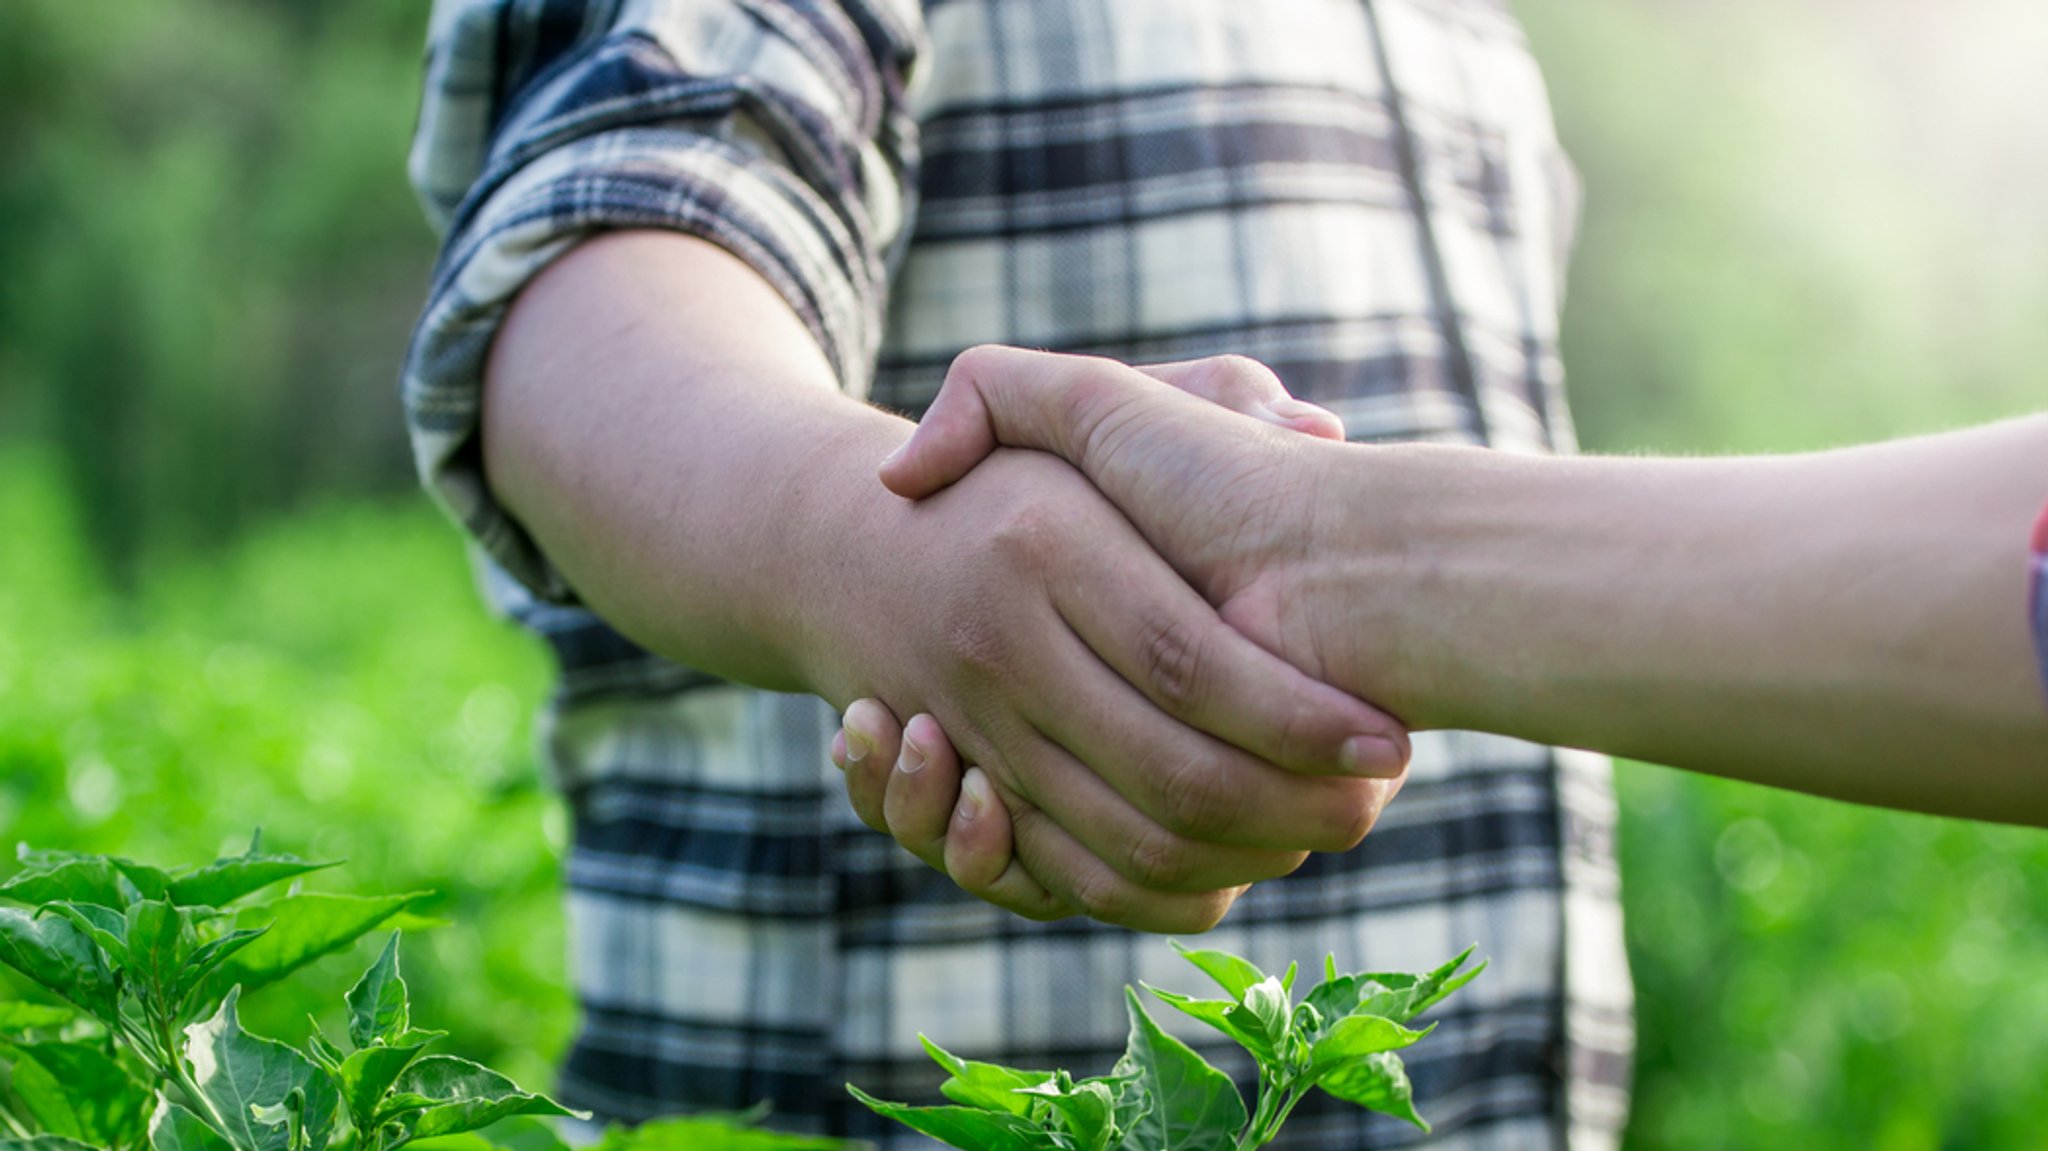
[483, 239, 1412, 931]
[863, 347, 2048, 827]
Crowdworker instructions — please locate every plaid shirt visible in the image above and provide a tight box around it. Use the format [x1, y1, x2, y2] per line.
[403, 1, 1632, 1147]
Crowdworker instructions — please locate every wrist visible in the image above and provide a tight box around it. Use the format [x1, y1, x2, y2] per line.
[769, 414, 922, 706]
[1306, 442, 1546, 732]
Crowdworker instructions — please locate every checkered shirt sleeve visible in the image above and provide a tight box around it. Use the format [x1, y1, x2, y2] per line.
[402, 0, 925, 600]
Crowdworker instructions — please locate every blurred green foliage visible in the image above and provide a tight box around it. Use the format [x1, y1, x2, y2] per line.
[1522, 2, 2048, 1148]
[0, 450, 568, 1092]
[0, 0, 431, 587]
[0, 0, 2044, 1148]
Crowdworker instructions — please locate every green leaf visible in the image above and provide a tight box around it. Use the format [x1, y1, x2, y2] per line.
[1316, 1051, 1428, 1131]
[1307, 1015, 1431, 1072]
[182, 987, 341, 1151]
[1110, 988, 1244, 1151]
[126, 901, 198, 1004]
[1107, 1077, 1151, 1143]
[1141, 987, 1277, 1064]
[383, 1055, 580, 1139]
[333, 1042, 434, 1134]
[1016, 1078, 1115, 1151]
[918, 1035, 1053, 1118]
[149, 1099, 234, 1151]
[1168, 943, 1268, 1003]
[0, 1137, 106, 1151]
[846, 1086, 1054, 1151]
[303, 1026, 346, 1074]
[168, 835, 339, 910]
[344, 935, 408, 1051]
[6, 1039, 152, 1148]
[194, 893, 427, 1006]
[1237, 977, 1291, 1050]
[1, 855, 160, 909]
[586, 1114, 856, 1151]
[178, 929, 270, 1015]
[0, 1002, 78, 1036]
[1401, 948, 1485, 1022]
[0, 908, 121, 1022]
[1300, 947, 1485, 1032]
[38, 904, 128, 966]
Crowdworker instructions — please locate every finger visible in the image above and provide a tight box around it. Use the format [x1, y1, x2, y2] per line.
[880, 345, 1167, 499]
[1001, 788, 1253, 935]
[1026, 598, 1407, 850]
[839, 698, 904, 835]
[1132, 357, 1347, 441]
[988, 723, 1312, 893]
[879, 346, 1342, 500]
[882, 713, 965, 871]
[1048, 522, 1410, 779]
[1032, 651, 1400, 856]
[944, 768, 1073, 922]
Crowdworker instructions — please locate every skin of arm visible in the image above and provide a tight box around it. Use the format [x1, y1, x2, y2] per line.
[478, 234, 1413, 931]
[849, 347, 2048, 852]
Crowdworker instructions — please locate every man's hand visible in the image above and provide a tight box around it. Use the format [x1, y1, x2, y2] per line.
[863, 342, 2048, 830]
[482, 234, 1411, 934]
[882, 345, 1384, 707]
[843, 348, 1412, 911]
[809, 445, 1408, 932]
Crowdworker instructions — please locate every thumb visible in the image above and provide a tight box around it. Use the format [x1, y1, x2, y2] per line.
[1134, 357, 1347, 442]
[879, 345, 1156, 498]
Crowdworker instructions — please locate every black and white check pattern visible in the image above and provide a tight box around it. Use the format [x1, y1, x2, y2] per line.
[403, 1, 1632, 1147]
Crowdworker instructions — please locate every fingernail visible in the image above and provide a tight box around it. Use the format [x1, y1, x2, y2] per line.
[881, 441, 907, 468]
[844, 726, 874, 763]
[1262, 398, 1336, 423]
[897, 737, 926, 775]
[829, 730, 849, 770]
[1340, 735, 1406, 776]
[957, 769, 990, 822]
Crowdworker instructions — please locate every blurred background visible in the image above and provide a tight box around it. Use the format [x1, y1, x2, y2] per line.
[1, 0, 2044, 1147]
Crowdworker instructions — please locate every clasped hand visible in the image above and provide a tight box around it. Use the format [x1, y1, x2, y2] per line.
[828, 347, 1401, 931]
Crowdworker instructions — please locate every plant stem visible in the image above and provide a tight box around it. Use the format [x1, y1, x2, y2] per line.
[149, 1004, 238, 1143]
[0, 1096, 34, 1140]
[1236, 1067, 1284, 1150]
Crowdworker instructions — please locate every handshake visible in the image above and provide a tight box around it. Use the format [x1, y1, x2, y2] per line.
[827, 345, 1433, 934]
[823, 345, 2048, 926]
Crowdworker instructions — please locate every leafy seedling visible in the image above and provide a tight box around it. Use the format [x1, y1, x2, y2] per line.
[850, 941, 1483, 1150]
[0, 834, 584, 1151]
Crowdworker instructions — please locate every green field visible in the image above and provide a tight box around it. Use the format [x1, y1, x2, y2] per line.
[3, 0, 2046, 1147]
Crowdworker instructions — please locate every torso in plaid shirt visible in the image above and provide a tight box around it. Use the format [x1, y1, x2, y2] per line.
[403, 1, 1633, 1147]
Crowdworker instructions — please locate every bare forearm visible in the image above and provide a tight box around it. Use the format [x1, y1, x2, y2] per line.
[482, 230, 898, 695]
[1340, 417, 2048, 823]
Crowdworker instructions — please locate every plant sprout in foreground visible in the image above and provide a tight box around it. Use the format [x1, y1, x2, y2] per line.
[852, 941, 1484, 1151]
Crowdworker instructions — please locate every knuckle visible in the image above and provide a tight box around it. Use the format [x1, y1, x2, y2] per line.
[1122, 825, 1197, 891]
[939, 603, 1013, 679]
[1064, 869, 1133, 926]
[1209, 354, 1282, 398]
[1320, 782, 1382, 851]
[948, 343, 1009, 384]
[1211, 353, 1274, 383]
[988, 499, 1061, 572]
[1155, 755, 1241, 841]
[1137, 614, 1211, 710]
[1166, 892, 1236, 935]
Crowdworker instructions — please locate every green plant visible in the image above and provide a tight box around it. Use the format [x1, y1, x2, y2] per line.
[851, 941, 1483, 1151]
[0, 833, 582, 1151]
[0, 836, 855, 1151]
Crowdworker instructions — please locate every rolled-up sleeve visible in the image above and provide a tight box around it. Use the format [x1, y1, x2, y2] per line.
[401, 0, 925, 600]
